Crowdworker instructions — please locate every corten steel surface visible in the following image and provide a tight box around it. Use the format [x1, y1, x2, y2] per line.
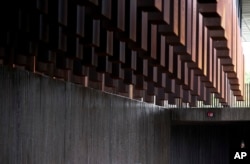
[0, 0, 244, 107]
[0, 67, 171, 164]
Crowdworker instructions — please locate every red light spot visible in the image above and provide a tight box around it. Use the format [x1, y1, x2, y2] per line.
[207, 112, 214, 117]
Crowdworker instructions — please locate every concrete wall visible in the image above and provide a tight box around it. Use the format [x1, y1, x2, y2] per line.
[170, 124, 230, 164]
[0, 67, 171, 164]
[171, 123, 250, 164]
[2, 66, 250, 164]
[172, 108, 250, 122]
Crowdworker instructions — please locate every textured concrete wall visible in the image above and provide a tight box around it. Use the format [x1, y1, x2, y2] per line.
[170, 124, 230, 164]
[2, 66, 250, 164]
[172, 108, 250, 122]
[171, 123, 250, 164]
[0, 67, 171, 164]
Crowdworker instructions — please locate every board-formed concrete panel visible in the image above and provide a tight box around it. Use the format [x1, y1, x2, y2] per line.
[0, 66, 171, 164]
[172, 108, 250, 122]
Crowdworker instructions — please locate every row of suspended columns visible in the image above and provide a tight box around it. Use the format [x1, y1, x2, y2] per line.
[0, 0, 245, 107]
